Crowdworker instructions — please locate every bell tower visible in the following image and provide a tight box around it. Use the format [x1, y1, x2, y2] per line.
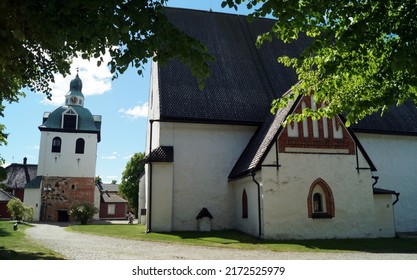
[37, 74, 102, 222]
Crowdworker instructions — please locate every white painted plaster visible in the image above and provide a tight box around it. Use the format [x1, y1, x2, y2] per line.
[23, 188, 42, 222]
[230, 177, 262, 237]
[147, 122, 256, 231]
[37, 131, 98, 177]
[356, 132, 417, 233]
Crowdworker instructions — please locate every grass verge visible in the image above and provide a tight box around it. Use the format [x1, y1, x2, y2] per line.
[67, 223, 417, 253]
[0, 220, 65, 260]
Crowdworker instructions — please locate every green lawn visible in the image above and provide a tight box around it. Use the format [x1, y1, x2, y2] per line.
[2, 220, 417, 260]
[0, 221, 65, 260]
[67, 223, 417, 253]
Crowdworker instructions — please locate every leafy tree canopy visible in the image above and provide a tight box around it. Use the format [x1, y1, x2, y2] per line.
[224, 0, 417, 126]
[0, 0, 213, 147]
[2, 0, 416, 154]
[119, 152, 145, 215]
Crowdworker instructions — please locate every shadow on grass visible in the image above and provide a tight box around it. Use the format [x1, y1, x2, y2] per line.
[0, 228, 11, 237]
[159, 230, 417, 254]
[0, 246, 65, 260]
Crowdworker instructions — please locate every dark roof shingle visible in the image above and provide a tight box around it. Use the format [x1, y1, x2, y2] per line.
[159, 8, 417, 134]
[144, 146, 174, 163]
[159, 8, 311, 124]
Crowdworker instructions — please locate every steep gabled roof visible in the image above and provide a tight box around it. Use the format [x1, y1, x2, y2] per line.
[159, 8, 311, 124]
[159, 8, 417, 135]
[228, 96, 299, 180]
[229, 94, 377, 180]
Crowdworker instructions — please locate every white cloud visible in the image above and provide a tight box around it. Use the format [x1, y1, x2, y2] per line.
[24, 144, 39, 150]
[42, 53, 113, 106]
[119, 102, 148, 119]
[123, 154, 134, 160]
[102, 151, 119, 160]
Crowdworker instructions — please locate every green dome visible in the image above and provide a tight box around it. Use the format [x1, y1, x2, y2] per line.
[40, 106, 100, 132]
[70, 74, 83, 93]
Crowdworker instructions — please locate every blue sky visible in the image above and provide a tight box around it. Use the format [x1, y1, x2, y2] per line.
[1, 1, 254, 183]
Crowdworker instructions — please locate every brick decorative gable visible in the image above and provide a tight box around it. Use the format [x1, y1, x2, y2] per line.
[278, 95, 356, 155]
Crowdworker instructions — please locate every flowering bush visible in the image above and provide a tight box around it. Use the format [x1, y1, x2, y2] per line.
[6, 198, 34, 222]
[69, 201, 98, 225]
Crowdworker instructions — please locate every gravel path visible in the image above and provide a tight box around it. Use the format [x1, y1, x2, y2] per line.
[26, 222, 417, 260]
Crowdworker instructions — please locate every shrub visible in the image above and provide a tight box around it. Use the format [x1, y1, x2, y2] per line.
[68, 201, 98, 225]
[6, 198, 34, 222]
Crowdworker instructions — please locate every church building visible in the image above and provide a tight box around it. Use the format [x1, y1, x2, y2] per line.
[140, 8, 416, 240]
[24, 74, 102, 222]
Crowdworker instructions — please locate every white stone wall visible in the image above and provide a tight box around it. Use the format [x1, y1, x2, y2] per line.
[37, 131, 98, 177]
[23, 188, 42, 222]
[150, 162, 174, 231]
[149, 122, 256, 231]
[356, 133, 417, 233]
[138, 175, 146, 224]
[373, 194, 396, 237]
[231, 176, 262, 238]
[261, 149, 381, 240]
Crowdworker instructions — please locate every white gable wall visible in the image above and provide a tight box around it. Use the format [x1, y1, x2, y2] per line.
[149, 122, 256, 231]
[356, 133, 417, 233]
[260, 142, 387, 240]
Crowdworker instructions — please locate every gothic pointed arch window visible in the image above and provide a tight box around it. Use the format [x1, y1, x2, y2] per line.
[75, 138, 85, 154]
[242, 189, 248, 219]
[307, 178, 335, 219]
[51, 137, 61, 153]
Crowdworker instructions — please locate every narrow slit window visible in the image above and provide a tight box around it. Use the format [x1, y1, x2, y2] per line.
[313, 193, 323, 212]
[242, 189, 248, 218]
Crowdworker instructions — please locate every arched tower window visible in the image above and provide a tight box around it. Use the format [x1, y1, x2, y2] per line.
[51, 137, 61, 153]
[307, 178, 335, 219]
[75, 138, 85, 154]
[242, 189, 248, 219]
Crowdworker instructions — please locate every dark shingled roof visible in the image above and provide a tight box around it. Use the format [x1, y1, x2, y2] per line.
[196, 207, 214, 219]
[26, 176, 42, 189]
[229, 96, 299, 180]
[159, 8, 311, 124]
[159, 8, 417, 134]
[351, 99, 417, 135]
[143, 146, 174, 163]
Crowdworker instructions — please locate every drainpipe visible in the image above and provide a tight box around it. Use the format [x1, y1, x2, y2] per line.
[147, 119, 154, 233]
[251, 172, 262, 240]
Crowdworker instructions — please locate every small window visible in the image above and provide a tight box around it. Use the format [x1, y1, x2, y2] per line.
[63, 114, 77, 129]
[107, 204, 115, 215]
[313, 193, 323, 212]
[242, 189, 248, 218]
[307, 178, 335, 219]
[62, 108, 78, 129]
[51, 137, 61, 153]
[75, 138, 85, 154]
